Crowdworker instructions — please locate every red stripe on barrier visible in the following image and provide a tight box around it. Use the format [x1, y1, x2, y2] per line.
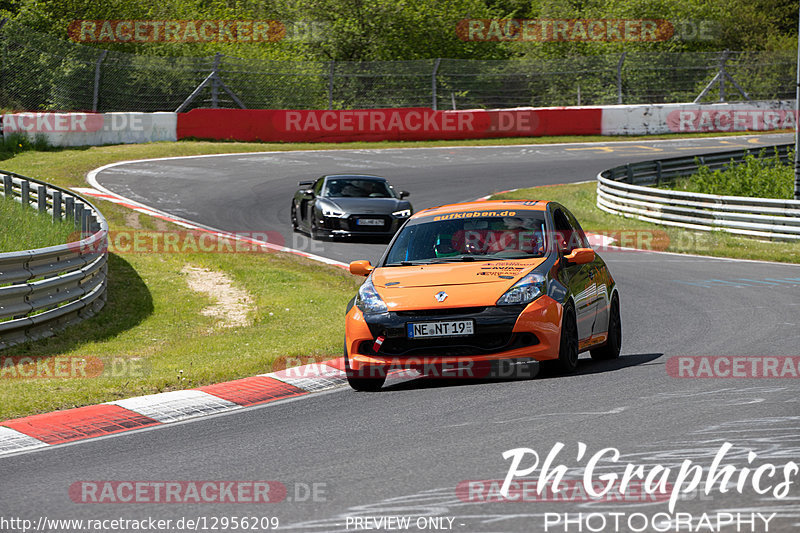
[2, 405, 159, 445]
[177, 108, 602, 143]
[198, 376, 306, 406]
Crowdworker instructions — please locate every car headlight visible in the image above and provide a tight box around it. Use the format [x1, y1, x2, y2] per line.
[496, 272, 546, 306]
[392, 209, 412, 218]
[322, 206, 346, 217]
[356, 277, 388, 313]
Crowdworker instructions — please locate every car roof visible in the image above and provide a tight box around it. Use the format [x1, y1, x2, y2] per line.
[412, 200, 550, 219]
[323, 174, 388, 181]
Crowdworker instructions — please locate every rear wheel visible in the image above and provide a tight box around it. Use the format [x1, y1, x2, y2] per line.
[591, 294, 621, 361]
[344, 340, 385, 392]
[557, 303, 579, 373]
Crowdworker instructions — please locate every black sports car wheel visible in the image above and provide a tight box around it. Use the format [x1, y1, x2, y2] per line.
[558, 303, 579, 373]
[591, 293, 621, 361]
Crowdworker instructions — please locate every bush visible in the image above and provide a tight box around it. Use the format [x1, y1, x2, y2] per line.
[669, 149, 795, 199]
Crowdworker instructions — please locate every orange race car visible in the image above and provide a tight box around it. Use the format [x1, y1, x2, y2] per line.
[343, 200, 621, 391]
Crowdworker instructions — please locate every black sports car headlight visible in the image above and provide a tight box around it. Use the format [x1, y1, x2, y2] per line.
[321, 206, 346, 218]
[496, 272, 546, 306]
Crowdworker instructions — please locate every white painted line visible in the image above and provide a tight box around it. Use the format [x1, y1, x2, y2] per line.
[0, 426, 49, 454]
[108, 390, 240, 424]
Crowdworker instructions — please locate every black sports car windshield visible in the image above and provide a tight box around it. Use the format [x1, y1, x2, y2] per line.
[384, 210, 548, 265]
[324, 178, 394, 198]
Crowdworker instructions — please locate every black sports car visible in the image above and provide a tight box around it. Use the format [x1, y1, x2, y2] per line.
[291, 174, 413, 239]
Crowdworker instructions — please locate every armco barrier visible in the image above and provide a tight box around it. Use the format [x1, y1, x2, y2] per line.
[0, 171, 108, 349]
[2, 112, 177, 147]
[596, 144, 800, 240]
[175, 107, 603, 142]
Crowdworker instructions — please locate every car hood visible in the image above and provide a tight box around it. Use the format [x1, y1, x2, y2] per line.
[323, 197, 408, 214]
[372, 258, 546, 309]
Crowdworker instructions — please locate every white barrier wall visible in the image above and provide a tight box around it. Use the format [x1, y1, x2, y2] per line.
[1, 112, 177, 146]
[600, 100, 796, 136]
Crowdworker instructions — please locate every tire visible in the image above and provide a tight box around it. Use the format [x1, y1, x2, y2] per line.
[344, 340, 385, 392]
[290, 203, 299, 232]
[591, 293, 622, 361]
[557, 303, 579, 373]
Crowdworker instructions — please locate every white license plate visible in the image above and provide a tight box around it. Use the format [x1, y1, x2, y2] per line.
[407, 320, 474, 338]
[356, 218, 384, 226]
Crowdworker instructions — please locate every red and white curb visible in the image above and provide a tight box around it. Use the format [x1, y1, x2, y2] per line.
[0, 358, 424, 457]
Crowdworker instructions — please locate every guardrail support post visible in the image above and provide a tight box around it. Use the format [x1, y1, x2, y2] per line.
[655, 161, 662, 186]
[21, 180, 29, 207]
[65, 196, 74, 222]
[37, 185, 46, 213]
[52, 190, 61, 222]
[74, 202, 84, 228]
[2, 174, 11, 196]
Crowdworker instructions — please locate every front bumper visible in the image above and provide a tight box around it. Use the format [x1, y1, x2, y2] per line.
[318, 213, 407, 237]
[345, 295, 563, 375]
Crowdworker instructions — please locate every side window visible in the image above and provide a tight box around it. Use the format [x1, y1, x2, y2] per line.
[564, 209, 589, 249]
[552, 209, 583, 254]
[313, 178, 325, 196]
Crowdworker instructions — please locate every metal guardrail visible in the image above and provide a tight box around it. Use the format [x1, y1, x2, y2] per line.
[0, 171, 108, 349]
[596, 144, 800, 240]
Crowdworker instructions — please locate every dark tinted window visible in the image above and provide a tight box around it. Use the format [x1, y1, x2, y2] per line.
[323, 178, 393, 198]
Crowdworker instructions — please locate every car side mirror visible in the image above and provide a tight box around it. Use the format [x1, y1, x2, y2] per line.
[349, 260, 373, 276]
[564, 248, 595, 265]
[399, 191, 410, 199]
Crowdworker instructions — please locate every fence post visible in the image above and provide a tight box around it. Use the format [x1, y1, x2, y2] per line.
[2, 174, 11, 196]
[616, 52, 626, 104]
[431, 58, 441, 110]
[328, 61, 334, 110]
[65, 196, 74, 222]
[718, 50, 728, 102]
[21, 180, 29, 206]
[211, 53, 221, 108]
[92, 50, 107, 112]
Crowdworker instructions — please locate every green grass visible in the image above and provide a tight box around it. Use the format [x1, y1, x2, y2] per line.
[0, 196, 75, 253]
[491, 182, 800, 264]
[667, 149, 795, 199]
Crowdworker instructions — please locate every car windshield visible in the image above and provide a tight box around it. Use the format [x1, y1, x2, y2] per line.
[324, 178, 394, 198]
[383, 210, 548, 265]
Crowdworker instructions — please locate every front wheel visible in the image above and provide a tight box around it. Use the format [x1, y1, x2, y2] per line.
[557, 303, 579, 373]
[344, 341, 385, 391]
[591, 294, 621, 361]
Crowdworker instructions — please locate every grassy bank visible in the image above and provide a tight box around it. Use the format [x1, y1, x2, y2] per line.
[0, 195, 75, 253]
